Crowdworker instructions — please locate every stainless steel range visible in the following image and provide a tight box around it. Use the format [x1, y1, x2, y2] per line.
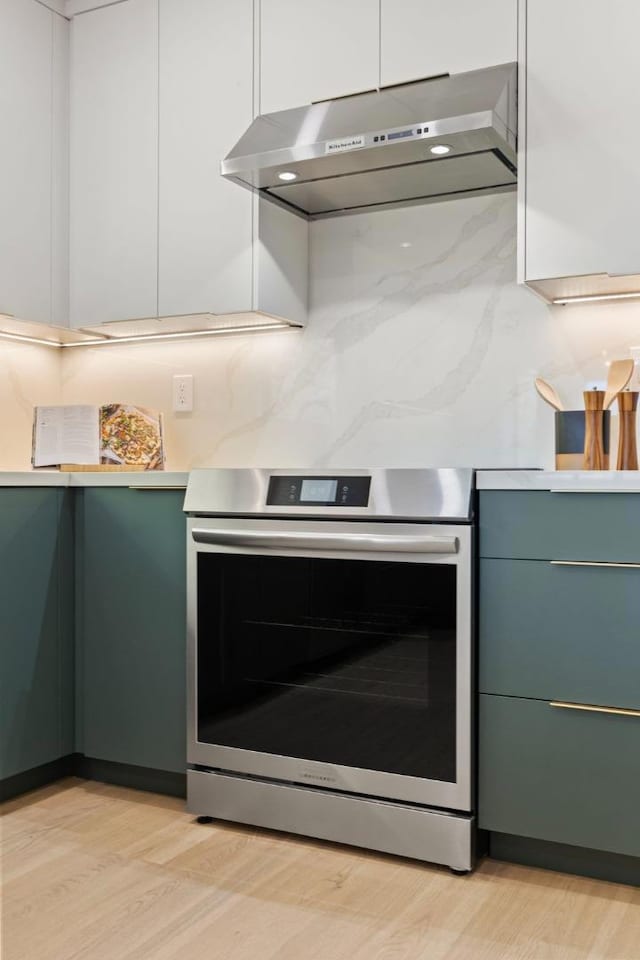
[183, 468, 476, 872]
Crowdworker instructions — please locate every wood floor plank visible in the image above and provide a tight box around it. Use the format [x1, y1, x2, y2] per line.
[1, 780, 639, 960]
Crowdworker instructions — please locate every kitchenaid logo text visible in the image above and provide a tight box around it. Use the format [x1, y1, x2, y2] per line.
[300, 772, 337, 783]
[325, 135, 365, 154]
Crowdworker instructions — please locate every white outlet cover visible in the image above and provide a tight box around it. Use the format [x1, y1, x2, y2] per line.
[173, 374, 193, 412]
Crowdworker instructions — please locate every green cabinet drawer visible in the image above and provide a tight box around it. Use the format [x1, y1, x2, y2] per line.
[0, 489, 74, 780]
[479, 694, 640, 858]
[480, 558, 640, 709]
[77, 488, 186, 774]
[480, 491, 640, 561]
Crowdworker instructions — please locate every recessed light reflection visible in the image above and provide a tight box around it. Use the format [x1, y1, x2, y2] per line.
[400, 242, 412, 248]
[278, 171, 298, 181]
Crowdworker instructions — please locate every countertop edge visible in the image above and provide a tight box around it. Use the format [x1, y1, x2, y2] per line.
[476, 470, 640, 492]
[0, 471, 189, 488]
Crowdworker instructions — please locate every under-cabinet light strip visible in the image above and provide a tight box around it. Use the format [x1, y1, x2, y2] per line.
[61, 323, 289, 346]
[0, 322, 290, 349]
[553, 291, 640, 305]
[0, 331, 63, 348]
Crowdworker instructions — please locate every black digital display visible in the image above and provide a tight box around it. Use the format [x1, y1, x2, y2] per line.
[388, 129, 414, 141]
[267, 475, 371, 507]
[300, 479, 338, 502]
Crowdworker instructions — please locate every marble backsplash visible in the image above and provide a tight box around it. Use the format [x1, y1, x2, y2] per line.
[0, 341, 61, 470]
[2, 194, 639, 470]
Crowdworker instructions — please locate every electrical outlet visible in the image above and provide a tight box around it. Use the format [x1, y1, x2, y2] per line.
[173, 374, 193, 412]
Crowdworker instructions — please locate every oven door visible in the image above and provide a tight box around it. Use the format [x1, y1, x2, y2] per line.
[187, 516, 472, 812]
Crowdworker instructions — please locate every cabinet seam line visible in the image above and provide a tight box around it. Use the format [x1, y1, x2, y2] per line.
[251, 0, 260, 309]
[378, 0, 381, 88]
[50, 11, 55, 325]
[156, 0, 160, 318]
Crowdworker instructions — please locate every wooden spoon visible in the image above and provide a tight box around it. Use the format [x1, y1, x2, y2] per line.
[534, 378, 564, 411]
[603, 359, 635, 409]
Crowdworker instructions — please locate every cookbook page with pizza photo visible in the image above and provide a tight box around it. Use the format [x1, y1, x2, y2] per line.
[100, 404, 164, 469]
[32, 404, 165, 470]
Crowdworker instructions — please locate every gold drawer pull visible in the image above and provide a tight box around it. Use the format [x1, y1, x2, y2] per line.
[550, 701, 640, 718]
[128, 486, 187, 490]
[550, 560, 640, 569]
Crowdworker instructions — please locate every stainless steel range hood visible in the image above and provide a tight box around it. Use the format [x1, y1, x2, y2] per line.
[222, 63, 517, 220]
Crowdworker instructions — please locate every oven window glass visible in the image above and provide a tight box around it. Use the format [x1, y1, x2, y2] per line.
[197, 554, 457, 783]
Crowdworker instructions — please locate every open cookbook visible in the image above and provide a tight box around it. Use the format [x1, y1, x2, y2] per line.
[32, 404, 165, 470]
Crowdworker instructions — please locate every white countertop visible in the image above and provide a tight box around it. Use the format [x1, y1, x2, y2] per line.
[4, 468, 639, 493]
[476, 470, 640, 492]
[0, 471, 189, 487]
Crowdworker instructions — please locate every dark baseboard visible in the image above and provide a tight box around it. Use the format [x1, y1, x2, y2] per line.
[489, 832, 640, 887]
[0, 755, 77, 803]
[77, 757, 186, 799]
[1, 755, 186, 803]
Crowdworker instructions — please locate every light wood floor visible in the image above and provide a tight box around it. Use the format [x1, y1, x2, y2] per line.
[1, 779, 639, 960]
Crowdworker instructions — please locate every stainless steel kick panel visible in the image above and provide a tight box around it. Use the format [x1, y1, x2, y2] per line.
[187, 769, 474, 872]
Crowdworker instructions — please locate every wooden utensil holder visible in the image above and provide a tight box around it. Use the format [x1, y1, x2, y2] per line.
[616, 392, 639, 470]
[555, 411, 608, 470]
[583, 391, 609, 470]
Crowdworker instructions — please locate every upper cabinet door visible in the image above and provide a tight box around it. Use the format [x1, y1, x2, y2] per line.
[70, 0, 158, 327]
[158, 0, 253, 317]
[259, 0, 379, 115]
[380, 0, 516, 87]
[51, 14, 70, 327]
[0, 0, 64, 326]
[523, 0, 640, 282]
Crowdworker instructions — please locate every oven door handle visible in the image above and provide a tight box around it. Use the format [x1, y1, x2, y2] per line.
[191, 527, 459, 554]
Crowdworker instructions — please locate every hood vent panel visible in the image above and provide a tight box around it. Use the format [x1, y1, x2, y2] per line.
[222, 63, 517, 220]
[266, 149, 516, 218]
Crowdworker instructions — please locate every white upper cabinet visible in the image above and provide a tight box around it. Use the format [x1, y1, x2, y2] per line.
[70, 0, 159, 327]
[69, 0, 307, 327]
[158, 0, 253, 317]
[51, 14, 70, 327]
[259, 0, 380, 114]
[380, 0, 516, 87]
[521, 0, 640, 293]
[0, 0, 68, 326]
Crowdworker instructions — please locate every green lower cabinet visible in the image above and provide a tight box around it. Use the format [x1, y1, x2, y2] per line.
[479, 491, 640, 562]
[480, 558, 640, 709]
[0, 488, 74, 780]
[77, 488, 186, 774]
[479, 694, 640, 859]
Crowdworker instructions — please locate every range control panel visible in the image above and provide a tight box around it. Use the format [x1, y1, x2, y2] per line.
[267, 475, 371, 508]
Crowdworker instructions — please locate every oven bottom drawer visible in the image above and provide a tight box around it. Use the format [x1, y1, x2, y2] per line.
[187, 768, 474, 871]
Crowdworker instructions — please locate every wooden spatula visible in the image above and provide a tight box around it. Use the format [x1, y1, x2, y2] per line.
[534, 378, 564, 411]
[603, 359, 635, 409]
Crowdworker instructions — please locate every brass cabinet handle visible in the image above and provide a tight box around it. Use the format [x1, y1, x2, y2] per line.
[549, 488, 640, 494]
[550, 560, 640, 569]
[550, 701, 640, 718]
[128, 486, 187, 490]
